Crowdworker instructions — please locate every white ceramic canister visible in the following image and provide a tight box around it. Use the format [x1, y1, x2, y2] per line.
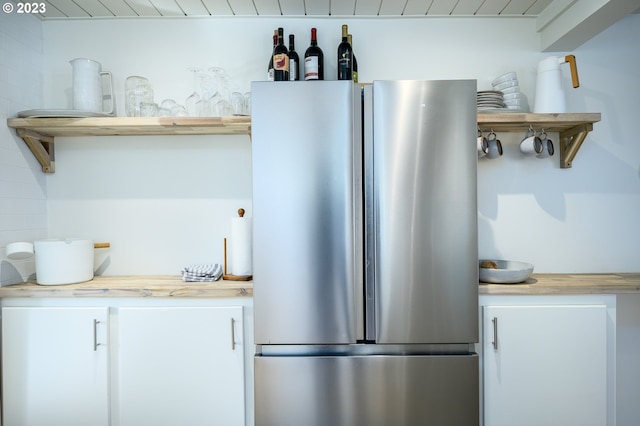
[7, 239, 95, 285]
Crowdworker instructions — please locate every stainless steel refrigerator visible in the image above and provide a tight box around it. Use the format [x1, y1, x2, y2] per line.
[251, 80, 479, 426]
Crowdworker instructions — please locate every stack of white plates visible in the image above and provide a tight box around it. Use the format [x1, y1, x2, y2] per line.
[477, 90, 505, 112]
[491, 72, 528, 112]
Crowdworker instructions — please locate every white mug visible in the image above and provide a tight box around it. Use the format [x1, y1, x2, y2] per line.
[477, 135, 488, 158]
[520, 134, 543, 155]
[485, 132, 503, 159]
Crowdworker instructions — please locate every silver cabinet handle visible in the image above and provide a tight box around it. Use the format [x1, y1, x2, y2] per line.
[93, 319, 101, 351]
[230, 318, 236, 351]
[491, 317, 498, 350]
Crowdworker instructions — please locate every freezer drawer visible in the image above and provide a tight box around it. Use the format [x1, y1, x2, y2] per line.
[255, 353, 479, 426]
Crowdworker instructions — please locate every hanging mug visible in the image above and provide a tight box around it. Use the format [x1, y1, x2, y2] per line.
[485, 131, 503, 159]
[70, 58, 115, 115]
[520, 128, 543, 155]
[477, 130, 489, 158]
[536, 130, 555, 158]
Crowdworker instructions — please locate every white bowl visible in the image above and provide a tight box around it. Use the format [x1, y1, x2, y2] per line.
[499, 85, 521, 95]
[493, 79, 519, 91]
[504, 99, 524, 106]
[491, 72, 518, 86]
[479, 259, 534, 284]
[503, 92, 525, 101]
[506, 105, 528, 111]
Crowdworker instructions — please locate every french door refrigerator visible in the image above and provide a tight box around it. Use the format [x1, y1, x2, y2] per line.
[251, 80, 479, 426]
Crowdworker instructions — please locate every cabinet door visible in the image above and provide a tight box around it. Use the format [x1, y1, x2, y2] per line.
[483, 304, 607, 426]
[116, 306, 245, 426]
[2, 307, 110, 426]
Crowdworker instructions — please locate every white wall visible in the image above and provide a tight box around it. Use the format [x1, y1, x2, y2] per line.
[0, 12, 46, 286]
[18, 14, 638, 276]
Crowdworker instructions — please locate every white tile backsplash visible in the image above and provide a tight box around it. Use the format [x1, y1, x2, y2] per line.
[0, 12, 46, 285]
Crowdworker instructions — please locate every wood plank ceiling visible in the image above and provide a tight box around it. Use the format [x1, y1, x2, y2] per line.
[17, 0, 555, 19]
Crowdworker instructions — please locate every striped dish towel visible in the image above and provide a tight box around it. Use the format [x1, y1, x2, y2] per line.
[181, 264, 223, 282]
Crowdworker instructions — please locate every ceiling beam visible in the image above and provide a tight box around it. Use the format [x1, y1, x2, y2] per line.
[538, 0, 640, 51]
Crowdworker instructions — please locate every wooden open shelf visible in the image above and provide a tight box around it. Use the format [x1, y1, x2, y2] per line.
[477, 112, 601, 168]
[7, 116, 251, 173]
[7, 113, 599, 173]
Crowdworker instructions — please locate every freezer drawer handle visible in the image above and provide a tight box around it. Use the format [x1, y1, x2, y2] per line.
[231, 318, 236, 351]
[93, 319, 101, 351]
[491, 317, 498, 350]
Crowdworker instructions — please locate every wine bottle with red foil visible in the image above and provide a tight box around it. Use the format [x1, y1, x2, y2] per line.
[337, 24, 352, 81]
[267, 29, 277, 81]
[289, 34, 300, 81]
[348, 33, 358, 83]
[272, 27, 289, 81]
[304, 27, 324, 80]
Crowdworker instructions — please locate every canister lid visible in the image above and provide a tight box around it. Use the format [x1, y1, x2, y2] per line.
[6, 242, 35, 260]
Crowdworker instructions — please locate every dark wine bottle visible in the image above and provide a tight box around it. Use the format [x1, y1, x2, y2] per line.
[288, 34, 300, 81]
[267, 29, 277, 81]
[348, 33, 358, 83]
[272, 27, 289, 81]
[337, 24, 352, 81]
[304, 27, 324, 81]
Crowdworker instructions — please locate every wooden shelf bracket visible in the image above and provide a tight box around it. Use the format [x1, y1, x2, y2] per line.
[559, 123, 593, 169]
[17, 128, 55, 173]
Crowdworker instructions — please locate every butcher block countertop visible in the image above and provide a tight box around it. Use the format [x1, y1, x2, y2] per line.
[0, 275, 252, 298]
[0, 274, 638, 298]
[480, 273, 640, 295]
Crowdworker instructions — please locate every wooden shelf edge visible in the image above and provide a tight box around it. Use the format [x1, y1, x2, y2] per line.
[477, 112, 601, 132]
[7, 116, 252, 136]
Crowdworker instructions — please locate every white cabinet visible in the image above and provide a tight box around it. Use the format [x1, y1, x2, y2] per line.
[2, 307, 110, 426]
[115, 306, 245, 426]
[482, 303, 607, 426]
[1, 300, 251, 426]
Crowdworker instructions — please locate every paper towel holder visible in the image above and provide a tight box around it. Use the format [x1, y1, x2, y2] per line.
[223, 208, 253, 281]
[223, 238, 252, 281]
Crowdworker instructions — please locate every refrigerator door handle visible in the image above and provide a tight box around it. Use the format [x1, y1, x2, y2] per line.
[492, 317, 498, 350]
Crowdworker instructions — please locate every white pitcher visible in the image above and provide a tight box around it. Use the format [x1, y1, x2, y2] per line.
[70, 58, 115, 114]
[533, 55, 580, 113]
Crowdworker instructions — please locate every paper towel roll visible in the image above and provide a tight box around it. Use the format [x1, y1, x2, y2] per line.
[231, 215, 252, 276]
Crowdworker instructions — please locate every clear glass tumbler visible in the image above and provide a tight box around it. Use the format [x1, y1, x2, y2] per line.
[125, 76, 153, 117]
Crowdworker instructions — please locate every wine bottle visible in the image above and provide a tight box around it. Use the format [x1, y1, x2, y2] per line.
[267, 29, 277, 81]
[348, 33, 358, 83]
[288, 34, 300, 81]
[304, 27, 324, 81]
[337, 24, 352, 81]
[272, 27, 289, 81]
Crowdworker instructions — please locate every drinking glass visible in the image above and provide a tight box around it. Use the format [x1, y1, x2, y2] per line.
[244, 92, 251, 115]
[125, 76, 153, 117]
[140, 102, 158, 117]
[185, 67, 202, 117]
[231, 92, 245, 115]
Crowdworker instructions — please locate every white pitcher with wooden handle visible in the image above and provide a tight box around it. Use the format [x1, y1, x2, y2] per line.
[70, 58, 115, 115]
[533, 54, 580, 113]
